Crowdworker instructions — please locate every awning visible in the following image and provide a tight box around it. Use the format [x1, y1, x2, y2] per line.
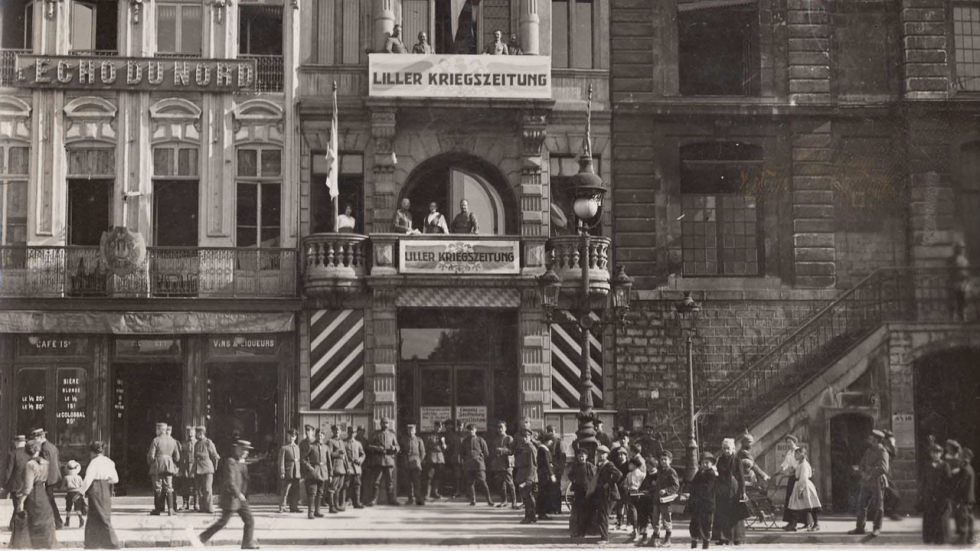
[677, 0, 756, 12]
[0, 311, 295, 334]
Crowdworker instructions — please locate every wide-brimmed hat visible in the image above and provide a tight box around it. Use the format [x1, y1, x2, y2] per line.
[233, 440, 254, 450]
[784, 434, 799, 444]
[30, 428, 46, 438]
[66, 460, 81, 472]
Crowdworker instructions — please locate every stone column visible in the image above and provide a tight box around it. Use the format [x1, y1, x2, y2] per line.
[368, 288, 398, 426]
[375, 0, 396, 52]
[791, 119, 836, 288]
[901, 0, 949, 101]
[787, 0, 831, 104]
[519, 0, 540, 55]
[520, 289, 549, 431]
[370, 108, 397, 233]
[520, 111, 547, 276]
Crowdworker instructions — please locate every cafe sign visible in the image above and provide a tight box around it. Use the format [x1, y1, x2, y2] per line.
[399, 239, 520, 275]
[369, 54, 551, 99]
[12, 55, 257, 93]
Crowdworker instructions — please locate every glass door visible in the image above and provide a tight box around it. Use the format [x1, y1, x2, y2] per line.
[418, 366, 453, 432]
[453, 366, 488, 431]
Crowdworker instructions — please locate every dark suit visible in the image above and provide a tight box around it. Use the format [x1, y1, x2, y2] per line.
[200, 457, 255, 548]
[568, 461, 597, 537]
[278, 442, 301, 511]
[446, 430, 464, 497]
[514, 443, 538, 521]
[689, 468, 718, 543]
[461, 434, 493, 504]
[303, 441, 331, 517]
[535, 443, 555, 518]
[4, 447, 29, 528]
[921, 460, 951, 544]
[591, 460, 623, 541]
[855, 443, 889, 532]
[402, 435, 426, 504]
[952, 464, 976, 543]
[39, 440, 63, 528]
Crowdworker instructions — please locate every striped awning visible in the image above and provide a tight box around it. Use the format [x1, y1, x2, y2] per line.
[310, 309, 365, 411]
[550, 310, 603, 410]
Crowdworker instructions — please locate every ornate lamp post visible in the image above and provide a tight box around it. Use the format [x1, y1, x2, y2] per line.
[675, 291, 701, 482]
[537, 84, 633, 464]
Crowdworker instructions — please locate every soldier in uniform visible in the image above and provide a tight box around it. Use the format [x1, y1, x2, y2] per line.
[193, 426, 220, 514]
[353, 426, 369, 507]
[366, 417, 400, 506]
[514, 429, 538, 524]
[179, 426, 197, 511]
[195, 440, 258, 550]
[445, 419, 464, 499]
[461, 424, 494, 506]
[278, 429, 302, 513]
[345, 426, 366, 509]
[4, 435, 29, 529]
[424, 421, 447, 500]
[489, 421, 517, 509]
[148, 421, 181, 516]
[402, 423, 426, 505]
[298, 425, 315, 507]
[325, 425, 349, 513]
[848, 429, 890, 537]
[302, 428, 331, 519]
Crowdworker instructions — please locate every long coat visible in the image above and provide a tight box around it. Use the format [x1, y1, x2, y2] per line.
[402, 436, 425, 470]
[4, 448, 30, 495]
[514, 444, 537, 486]
[193, 438, 220, 475]
[216, 457, 248, 511]
[425, 434, 446, 464]
[345, 438, 366, 475]
[488, 434, 514, 471]
[278, 443, 302, 479]
[39, 441, 61, 486]
[326, 437, 349, 475]
[303, 442, 331, 482]
[461, 435, 489, 472]
[368, 430, 400, 468]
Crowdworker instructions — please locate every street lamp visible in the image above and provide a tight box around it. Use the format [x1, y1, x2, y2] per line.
[537, 83, 633, 464]
[675, 291, 701, 483]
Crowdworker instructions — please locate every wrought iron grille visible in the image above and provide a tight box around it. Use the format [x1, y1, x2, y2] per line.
[0, 49, 29, 87]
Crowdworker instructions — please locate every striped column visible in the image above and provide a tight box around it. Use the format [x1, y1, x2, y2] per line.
[309, 309, 365, 410]
[550, 310, 603, 410]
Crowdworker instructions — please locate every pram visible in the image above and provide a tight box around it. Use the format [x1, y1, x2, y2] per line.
[743, 482, 780, 530]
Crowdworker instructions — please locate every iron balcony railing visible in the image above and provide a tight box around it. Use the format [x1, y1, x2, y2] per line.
[69, 50, 120, 57]
[240, 54, 284, 93]
[685, 266, 980, 445]
[1, 49, 30, 86]
[0, 245, 297, 298]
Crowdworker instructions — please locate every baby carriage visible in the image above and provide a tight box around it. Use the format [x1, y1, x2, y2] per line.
[743, 481, 780, 530]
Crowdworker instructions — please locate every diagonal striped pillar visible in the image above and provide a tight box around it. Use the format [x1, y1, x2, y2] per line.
[550, 310, 603, 410]
[310, 309, 365, 410]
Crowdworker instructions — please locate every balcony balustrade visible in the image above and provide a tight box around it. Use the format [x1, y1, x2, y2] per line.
[301, 233, 369, 297]
[547, 235, 612, 296]
[240, 54, 284, 93]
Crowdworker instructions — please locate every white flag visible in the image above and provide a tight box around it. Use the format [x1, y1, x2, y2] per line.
[326, 82, 339, 199]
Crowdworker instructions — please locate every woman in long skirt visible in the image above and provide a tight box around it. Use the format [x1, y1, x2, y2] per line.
[787, 447, 822, 531]
[712, 438, 746, 545]
[15, 441, 58, 549]
[81, 441, 121, 549]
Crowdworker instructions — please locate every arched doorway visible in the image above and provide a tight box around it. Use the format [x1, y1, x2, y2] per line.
[400, 153, 518, 235]
[914, 347, 980, 498]
[829, 412, 874, 512]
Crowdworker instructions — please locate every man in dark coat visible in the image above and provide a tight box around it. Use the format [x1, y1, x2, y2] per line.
[277, 429, 302, 513]
[589, 445, 622, 543]
[689, 452, 718, 549]
[568, 446, 596, 538]
[4, 435, 29, 529]
[949, 442, 976, 544]
[461, 424, 494, 506]
[303, 428, 330, 519]
[32, 428, 64, 530]
[353, 426, 369, 506]
[488, 421, 516, 509]
[921, 442, 951, 544]
[514, 429, 538, 524]
[366, 417, 400, 506]
[595, 420, 613, 449]
[402, 423, 426, 505]
[148, 422, 181, 516]
[544, 425, 566, 515]
[325, 425, 349, 513]
[849, 429, 890, 537]
[535, 433, 556, 520]
[713, 438, 747, 545]
[446, 420, 464, 499]
[424, 421, 447, 500]
[196, 440, 258, 549]
[344, 426, 366, 509]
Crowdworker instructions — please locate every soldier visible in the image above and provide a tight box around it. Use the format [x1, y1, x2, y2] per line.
[179, 426, 197, 511]
[445, 419, 464, 499]
[545, 425, 567, 515]
[354, 426, 369, 506]
[195, 440, 258, 550]
[31, 428, 64, 530]
[366, 417, 400, 506]
[514, 429, 538, 524]
[298, 424, 315, 507]
[326, 425, 349, 513]
[302, 428, 330, 519]
[4, 435, 29, 530]
[402, 423, 426, 505]
[383, 24, 408, 54]
[148, 421, 180, 516]
[848, 429, 890, 537]
[424, 421, 447, 500]
[345, 426, 366, 509]
[278, 429, 302, 513]
[461, 423, 494, 506]
[489, 421, 517, 509]
[193, 426, 220, 514]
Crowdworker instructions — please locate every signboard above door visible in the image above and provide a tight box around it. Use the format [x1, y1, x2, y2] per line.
[399, 239, 520, 275]
[369, 54, 551, 100]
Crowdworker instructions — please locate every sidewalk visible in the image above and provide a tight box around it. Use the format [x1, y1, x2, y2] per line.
[0, 495, 944, 549]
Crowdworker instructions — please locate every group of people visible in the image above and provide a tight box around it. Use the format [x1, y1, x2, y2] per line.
[3, 429, 120, 549]
[393, 198, 480, 236]
[920, 436, 976, 545]
[145, 422, 222, 516]
[383, 25, 524, 56]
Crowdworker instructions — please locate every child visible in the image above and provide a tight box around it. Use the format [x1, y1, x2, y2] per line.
[64, 459, 87, 528]
[787, 447, 821, 531]
[624, 455, 646, 542]
[689, 452, 717, 550]
[567, 447, 595, 538]
[651, 450, 679, 547]
[951, 445, 975, 545]
[613, 445, 630, 530]
[920, 442, 951, 544]
[635, 454, 658, 545]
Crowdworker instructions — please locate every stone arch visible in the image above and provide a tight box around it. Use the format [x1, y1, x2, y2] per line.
[149, 98, 202, 121]
[394, 130, 523, 192]
[63, 96, 117, 145]
[149, 98, 202, 144]
[63, 96, 117, 119]
[0, 96, 32, 141]
[233, 99, 284, 145]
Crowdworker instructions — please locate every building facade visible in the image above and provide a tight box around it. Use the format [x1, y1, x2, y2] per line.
[611, 0, 980, 511]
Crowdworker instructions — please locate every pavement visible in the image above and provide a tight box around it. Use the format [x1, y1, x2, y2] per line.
[0, 494, 965, 549]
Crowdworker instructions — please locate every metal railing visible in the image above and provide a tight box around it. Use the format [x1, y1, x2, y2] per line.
[240, 54, 284, 93]
[1, 49, 30, 87]
[685, 266, 980, 444]
[0, 245, 297, 298]
[69, 50, 119, 57]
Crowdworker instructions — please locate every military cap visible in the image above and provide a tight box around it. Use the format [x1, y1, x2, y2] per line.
[660, 449, 673, 459]
[871, 429, 885, 439]
[304, 424, 315, 431]
[700, 452, 716, 463]
[195, 425, 207, 432]
[465, 423, 476, 431]
[356, 426, 365, 432]
[234, 439, 254, 450]
[30, 428, 46, 438]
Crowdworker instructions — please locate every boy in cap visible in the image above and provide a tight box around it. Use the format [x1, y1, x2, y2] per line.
[635, 453, 659, 544]
[920, 442, 950, 544]
[568, 446, 597, 538]
[849, 428, 889, 537]
[651, 450, 680, 547]
[591, 444, 623, 543]
[194, 440, 258, 549]
[689, 452, 718, 550]
[402, 423, 426, 505]
[63, 460, 87, 528]
[623, 455, 646, 541]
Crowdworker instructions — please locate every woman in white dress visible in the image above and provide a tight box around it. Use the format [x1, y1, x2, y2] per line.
[787, 447, 822, 531]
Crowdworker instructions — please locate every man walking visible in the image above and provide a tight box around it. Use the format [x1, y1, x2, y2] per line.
[489, 421, 516, 509]
[849, 429, 890, 537]
[148, 422, 181, 516]
[31, 428, 64, 529]
[4, 435, 29, 529]
[345, 426, 366, 509]
[194, 440, 258, 550]
[461, 424, 494, 506]
[303, 428, 330, 519]
[367, 417, 400, 506]
[424, 421, 447, 500]
[278, 429, 302, 513]
[402, 423, 426, 505]
[326, 425, 349, 513]
[193, 426, 220, 514]
[514, 429, 538, 524]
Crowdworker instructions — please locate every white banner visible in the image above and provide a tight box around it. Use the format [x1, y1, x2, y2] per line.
[420, 406, 453, 432]
[399, 239, 520, 275]
[456, 406, 487, 431]
[369, 54, 552, 99]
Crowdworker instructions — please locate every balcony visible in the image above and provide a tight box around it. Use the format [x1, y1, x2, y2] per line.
[547, 235, 612, 296]
[301, 233, 369, 297]
[0, 246, 296, 298]
[240, 54, 284, 93]
[1, 49, 29, 87]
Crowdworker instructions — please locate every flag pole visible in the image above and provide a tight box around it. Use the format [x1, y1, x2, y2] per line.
[331, 80, 339, 233]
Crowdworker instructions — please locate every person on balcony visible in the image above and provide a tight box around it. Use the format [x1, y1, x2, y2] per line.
[483, 30, 509, 55]
[507, 34, 523, 55]
[413, 32, 432, 54]
[423, 202, 449, 234]
[383, 24, 408, 54]
[337, 204, 356, 233]
[451, 200, 479, 234]
[393, 198, 421, 235]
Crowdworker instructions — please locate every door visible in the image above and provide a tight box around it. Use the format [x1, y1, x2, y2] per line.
[829, 413, 874, 513]
[450, 168, 503, 234]
[409, 364, 490, 430]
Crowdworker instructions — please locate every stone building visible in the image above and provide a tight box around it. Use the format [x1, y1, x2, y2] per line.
[611, 0, 980, 511]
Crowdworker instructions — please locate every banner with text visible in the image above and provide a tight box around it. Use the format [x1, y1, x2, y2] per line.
[456, 406, 487, 431]
[369, 54, 551, 99]
[399, 239, 520, 275]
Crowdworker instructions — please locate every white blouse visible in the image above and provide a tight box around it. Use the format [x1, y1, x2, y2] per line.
[81, 455, 119, 494]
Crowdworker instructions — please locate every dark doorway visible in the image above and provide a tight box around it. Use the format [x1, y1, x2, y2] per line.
[154, 181, 198, 246]
[829, 412, 875, 512]
[915, 347, 980, 500]
[68, 179, 112, 246]
[111, 363, 182, 491]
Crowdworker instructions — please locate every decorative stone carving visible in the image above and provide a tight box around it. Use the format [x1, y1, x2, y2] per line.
[371, 109, 397, 159]
[63, 96, 118, 144]
[521, 112, 548, 158]
[149, 98, 202, 143]
[0, 97, 32, 141]
[233, 98, 285, 145]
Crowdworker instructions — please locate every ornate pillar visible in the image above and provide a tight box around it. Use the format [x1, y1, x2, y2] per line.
[374, 0, 396, 52]
[368, 288, 398, 427]
[370, 108, 397, 233]
[520, 288, 549, 431]
[521, 111, 547, 276]
[519, 0, 540, 55]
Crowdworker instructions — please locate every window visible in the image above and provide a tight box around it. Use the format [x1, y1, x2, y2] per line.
[70, 0, 117, 53]
[157, 3, 202, 56]
[16, 366, 91, 460]
[67, 148, 114, 246]
[552, 0, 594, 69]
[153, 145, 199, 246]
[678, 3, 759, 96]
[237, 147, 281, 248]
[955, 4, 980, 91]
[1, 0, 34, 49]
[1, 145, 29, 246]
[679, 142, 764, 276]
[550, 154, 602, 236]
[240, 5, 283, 55]
[312, 0, 360, 64]
[312, 153, 363, 234]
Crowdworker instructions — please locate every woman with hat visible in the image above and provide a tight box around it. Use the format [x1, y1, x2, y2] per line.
[786, 446, 821, 531]
[81, 441, 121, 549]
[195, 440, 258, 549]
[14, 440, 58, 549]
[921, 441, 951, 543]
